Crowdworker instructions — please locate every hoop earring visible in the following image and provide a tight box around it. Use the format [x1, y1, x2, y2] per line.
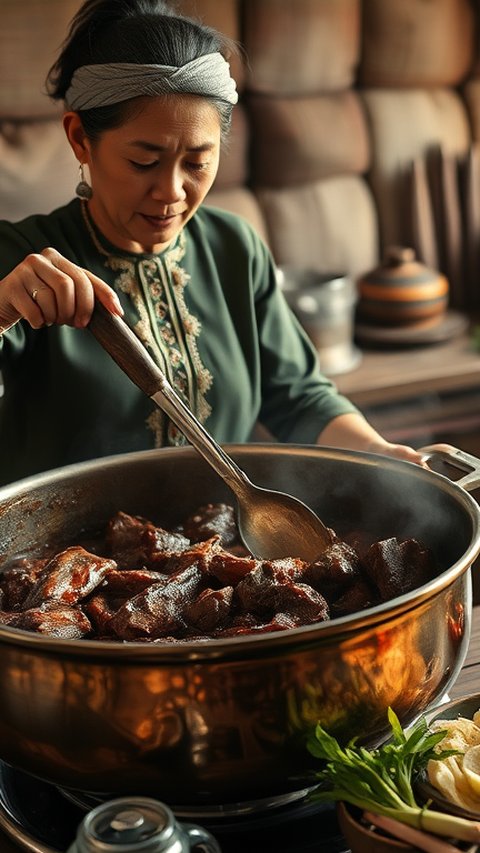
[75, 163, 93, 200]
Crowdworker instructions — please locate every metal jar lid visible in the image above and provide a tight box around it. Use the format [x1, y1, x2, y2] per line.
[73, 797, 177, 852]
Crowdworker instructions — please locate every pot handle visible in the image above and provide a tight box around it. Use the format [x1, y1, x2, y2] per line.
[183, 822, 222, 852]
[419, 443, 480, 491]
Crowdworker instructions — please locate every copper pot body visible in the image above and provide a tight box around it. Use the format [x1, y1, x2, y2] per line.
[0, 445, 478, 810]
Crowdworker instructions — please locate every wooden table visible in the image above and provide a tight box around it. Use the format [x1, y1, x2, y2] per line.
[335, 329, 480, 446]
[2, 606, 480, 851]
[336, 328, 480, 409]
[450, 602, 480, 698]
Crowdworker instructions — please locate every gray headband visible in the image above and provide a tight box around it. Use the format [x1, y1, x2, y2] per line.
[65, 52, 238, 110]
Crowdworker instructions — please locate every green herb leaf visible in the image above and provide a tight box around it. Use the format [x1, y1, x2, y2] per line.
[387, 707, 405, 743]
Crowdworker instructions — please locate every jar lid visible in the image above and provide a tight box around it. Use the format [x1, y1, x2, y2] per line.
[383, 246, 416, 266]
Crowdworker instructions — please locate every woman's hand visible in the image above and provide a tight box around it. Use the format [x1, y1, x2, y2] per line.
[0, 247, 123, 331]
[360, 438, 427, 467]
[317, 413, 427, 467]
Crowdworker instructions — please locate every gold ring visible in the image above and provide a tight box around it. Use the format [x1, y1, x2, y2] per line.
[31, 288, 39, 301]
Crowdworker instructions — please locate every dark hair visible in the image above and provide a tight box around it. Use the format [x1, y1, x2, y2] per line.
[46, 0, 237, 139]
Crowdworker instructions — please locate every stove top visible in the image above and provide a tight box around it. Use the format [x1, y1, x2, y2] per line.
[0, 762, 349, 852]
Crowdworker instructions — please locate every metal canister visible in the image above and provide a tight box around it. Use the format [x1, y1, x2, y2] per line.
[67, 797, 222, 853]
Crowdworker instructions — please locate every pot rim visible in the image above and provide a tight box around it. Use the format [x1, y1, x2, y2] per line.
[0, 444, 478, 659]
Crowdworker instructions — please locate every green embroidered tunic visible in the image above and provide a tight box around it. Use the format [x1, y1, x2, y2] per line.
[0, 199, 358, 485]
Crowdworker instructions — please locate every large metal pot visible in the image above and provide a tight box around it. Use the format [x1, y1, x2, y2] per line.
[0, 443, 479, 812]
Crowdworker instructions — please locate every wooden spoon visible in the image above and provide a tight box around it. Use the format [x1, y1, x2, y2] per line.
[89, 302, 333, 561]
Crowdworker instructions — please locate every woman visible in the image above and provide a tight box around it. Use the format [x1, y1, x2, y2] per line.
[0, 0, 423, 486]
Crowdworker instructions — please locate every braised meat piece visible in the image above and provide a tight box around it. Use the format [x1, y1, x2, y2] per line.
[208, 553, 306, 589]
[8, 604, 92, 639]
[84, 569, 168, 636]
[274, 583, 329, 624]
[181, 503, 239, 547]
[104, 511, 148, 566]
[304, 541, 363, 603]
[184, 587, 234, 633]
[142, 526, 191, 571]
[23, 547, 115, 609]
[83, 593, 119, 636]
[235, 563, 329, 624]
[362, 537, 435, 601]
[0, 557, 49, 610]
[101, 568, 167, 597]
[330, 578, 377, 617]
[208, 552, 258, 586]
[105, 511, 190, 570]
[163, 536, 223, 576]
[264, 557, 306, 582]
[109, 563, 206, 640]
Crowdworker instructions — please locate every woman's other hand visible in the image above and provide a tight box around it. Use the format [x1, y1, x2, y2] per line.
[317, 413, 427, 467]
[0, 247, 123, 331]
[361, 438, 427, 467]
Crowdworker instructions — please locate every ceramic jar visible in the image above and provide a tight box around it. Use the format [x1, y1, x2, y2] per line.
[357, 247, 449, 326]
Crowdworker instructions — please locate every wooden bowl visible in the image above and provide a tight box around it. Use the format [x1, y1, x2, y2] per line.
[336, 803, 417, 853]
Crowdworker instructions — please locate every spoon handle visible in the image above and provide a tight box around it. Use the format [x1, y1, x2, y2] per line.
[89, 302, 252, 498]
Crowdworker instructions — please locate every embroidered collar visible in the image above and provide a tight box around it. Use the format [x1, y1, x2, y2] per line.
[79, 198, 212, 447]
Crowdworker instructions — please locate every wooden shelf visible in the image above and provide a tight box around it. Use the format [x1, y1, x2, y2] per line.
[335, 329, 480, 407]
[332, 324, 480, 449]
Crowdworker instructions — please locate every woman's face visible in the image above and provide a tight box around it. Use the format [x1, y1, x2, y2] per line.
[79, 94, 221, 254]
